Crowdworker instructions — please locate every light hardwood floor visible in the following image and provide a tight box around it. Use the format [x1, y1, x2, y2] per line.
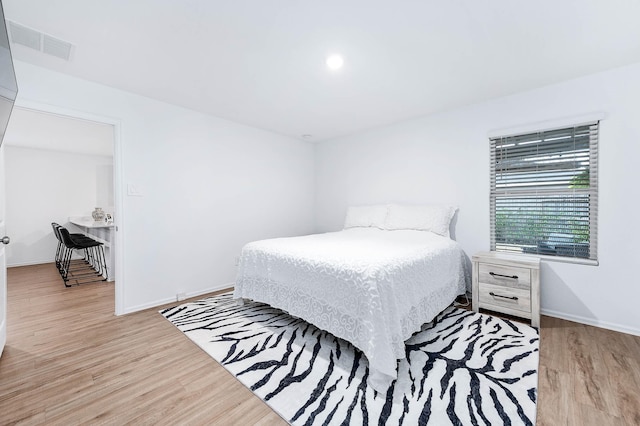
[0, 264, 638, 425]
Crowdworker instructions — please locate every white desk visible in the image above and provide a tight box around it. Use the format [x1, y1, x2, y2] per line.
[68, 217, 115, 282]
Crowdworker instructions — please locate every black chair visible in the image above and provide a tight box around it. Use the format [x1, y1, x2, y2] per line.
[51, 223, 97, 271]
[52, 223, 108, 287]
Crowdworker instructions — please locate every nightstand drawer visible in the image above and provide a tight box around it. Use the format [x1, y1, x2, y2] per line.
[478, 263, 530, 290]
[479, 283, 531, 313]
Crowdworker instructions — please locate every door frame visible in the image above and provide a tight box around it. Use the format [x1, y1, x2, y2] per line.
[13, 99, 125, 315]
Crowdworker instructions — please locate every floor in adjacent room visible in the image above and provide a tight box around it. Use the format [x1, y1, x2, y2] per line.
[0, 263, 638, 425]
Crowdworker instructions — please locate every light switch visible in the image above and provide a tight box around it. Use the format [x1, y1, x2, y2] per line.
[127, 183, 143, 197]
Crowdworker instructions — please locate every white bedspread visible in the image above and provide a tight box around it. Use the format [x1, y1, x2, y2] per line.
[233, 228, 469, 390]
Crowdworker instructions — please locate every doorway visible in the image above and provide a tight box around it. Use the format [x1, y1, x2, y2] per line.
[3, 103, 123, 314]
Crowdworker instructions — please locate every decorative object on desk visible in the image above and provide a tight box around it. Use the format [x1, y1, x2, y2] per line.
[162, 292, 539, 425]
[104, 213, 113, 224]
[91, 207, 105, 222]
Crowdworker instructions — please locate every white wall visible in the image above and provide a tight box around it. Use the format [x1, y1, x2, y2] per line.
[4, 107, 115, 156]
[13, 61, 316, 313]
[4, 146, 113, 266]
[315, 61, 640, 335]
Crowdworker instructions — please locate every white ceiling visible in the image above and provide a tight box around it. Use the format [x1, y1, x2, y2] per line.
[4, 1, 640, 142]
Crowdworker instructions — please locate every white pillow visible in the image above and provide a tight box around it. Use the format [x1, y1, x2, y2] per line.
[384, 204, 457, 237]
[344, 205, 388, 229]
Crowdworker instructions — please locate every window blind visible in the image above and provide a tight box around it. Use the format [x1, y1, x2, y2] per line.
[490, 122, 598, 260]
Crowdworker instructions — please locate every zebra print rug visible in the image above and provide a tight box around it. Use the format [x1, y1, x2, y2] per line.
[161, 293, 539, 425]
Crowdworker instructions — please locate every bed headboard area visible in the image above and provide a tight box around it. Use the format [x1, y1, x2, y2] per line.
[343, 203, 458, 239]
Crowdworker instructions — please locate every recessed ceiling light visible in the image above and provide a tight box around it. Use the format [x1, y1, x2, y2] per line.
[302, 134, 313, 139]
[326, 54, 344, 70]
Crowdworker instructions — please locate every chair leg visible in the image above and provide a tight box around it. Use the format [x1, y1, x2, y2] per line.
[99, 245, 108, 281]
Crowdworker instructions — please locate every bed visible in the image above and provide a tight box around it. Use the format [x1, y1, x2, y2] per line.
[233, 204, 469, 391]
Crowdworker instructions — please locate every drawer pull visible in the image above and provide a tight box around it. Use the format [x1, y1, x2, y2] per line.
[489, 272, 518, 280]
[489, 292, 518, 301]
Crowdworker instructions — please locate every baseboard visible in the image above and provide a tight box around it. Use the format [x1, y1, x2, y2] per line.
[7, 259, 54, 268]
[541, 308, 640, 337]
[8, 257, 86, 268]
[120, 282, 234, 315]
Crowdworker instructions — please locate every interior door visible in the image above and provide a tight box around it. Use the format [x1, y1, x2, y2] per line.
[0, 146, 7, 356]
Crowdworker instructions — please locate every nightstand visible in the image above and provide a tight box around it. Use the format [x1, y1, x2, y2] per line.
[472, 251, 541, 328]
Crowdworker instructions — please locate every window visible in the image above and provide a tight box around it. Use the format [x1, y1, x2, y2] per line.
[490, 122, 598, 261]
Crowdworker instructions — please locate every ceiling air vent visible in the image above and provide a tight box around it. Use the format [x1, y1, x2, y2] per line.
[8, 21, 40, 50]
[7, 20, 74, 61]
[42, 34, 73, 61]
